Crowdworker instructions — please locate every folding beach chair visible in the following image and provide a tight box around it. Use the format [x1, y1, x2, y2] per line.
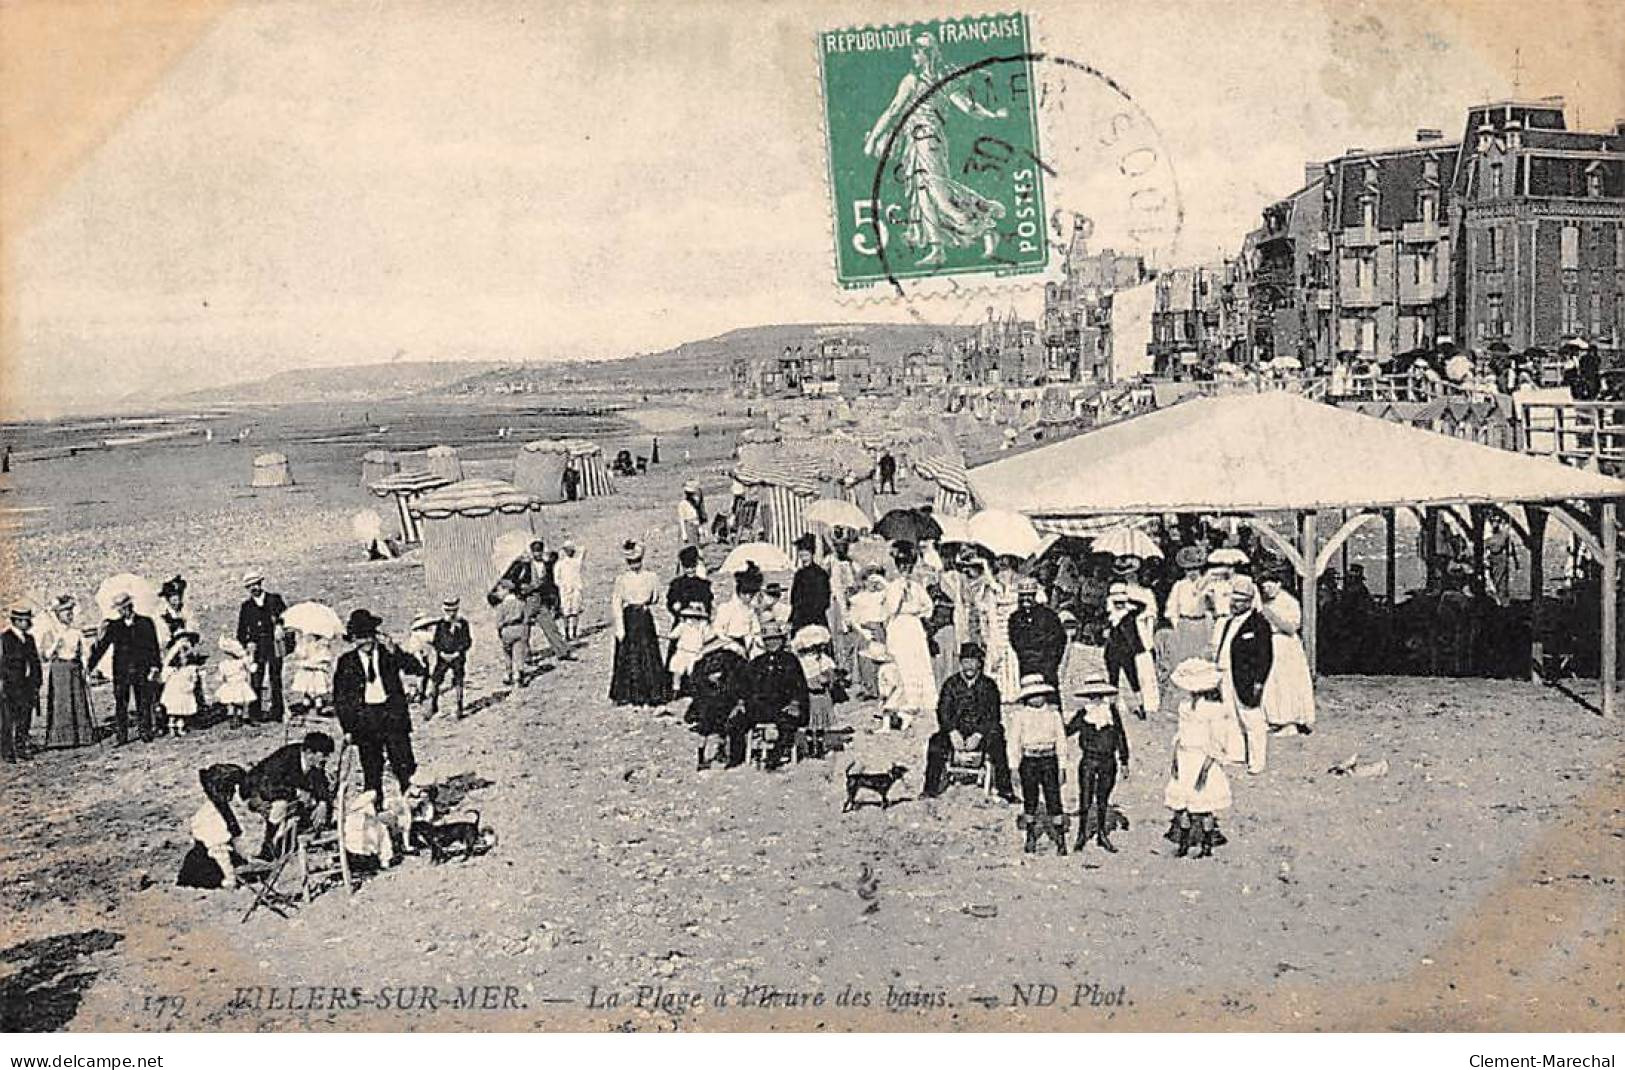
[240, 743, 355, 922]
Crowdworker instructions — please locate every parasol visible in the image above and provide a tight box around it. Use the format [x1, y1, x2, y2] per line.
[94, 573, 159, 620]
[410, 614, 440, 633]
[351, 509, 384, 543]
[874, 508, 942, 544]
[804, 499, 870, 530]
[967, 509, 1043, 559]
[1091, 526, 1164, 560]
[491, 530, 536, 571]
[1272, 356, 1302, 371]
[935, 514, 972, 545]
[720, 541, 792, 575]
[1209, 547, 1250, 567]
[1444, 354, 1473, 382]
[283, 601, 343, 639]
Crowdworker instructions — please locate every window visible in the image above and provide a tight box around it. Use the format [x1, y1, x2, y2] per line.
[1487, 293, 1504, 336]
[1592, 293, 1604, 335]
[1589, 170, 1604, 197]
[1486, 226, 1502, 268]
[1561, 224, 1580, 270]
[1413, 248, 1435, 286]
[1355, 251, 1375, 288]
[1417, 191, 1437, 223]
[1489, 162, 1503, 199]
[1562, 291, 1580, 333]
[1360, 196, 1376, 229]
[1360, 318, 1376, 353]
[1424, 158, 1440, 183]
[1617, 225, 1624, 268]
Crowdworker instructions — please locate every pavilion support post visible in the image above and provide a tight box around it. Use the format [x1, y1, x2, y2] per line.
[1471, 505, 1488, 598]
[1299, 510, 1320, 676]
[1340, 508, 1350, 579]
[1601, 501, 1617, 720]
[1383, 507, 1397, 605]
[1527, 506, 1548, 683]
[1422, 507, 1441, 589]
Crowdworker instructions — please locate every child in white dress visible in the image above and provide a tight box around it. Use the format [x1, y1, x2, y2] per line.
[161, 634, 204, 737]
[289, 632, 334, 716]
[556, 541, 585, 642]
[215, 637, 257, 728]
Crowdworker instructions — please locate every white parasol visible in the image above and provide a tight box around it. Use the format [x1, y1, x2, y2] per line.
[491, 529, 536, 571]
[1092, 526, 1165, 560]
[935, 514, 972, 545]
[804, 499, 869, 530]
[1272, 356, 1302, 371]
[282, 601, 343, 638]
[351, 509, 384, 543]
[720, 541, 793, 575]
[1444, 354, 1473, 382]
[967, 509, 1043, 559]
[1209, 546, 1250, 567]
[94, 573, 159, 620]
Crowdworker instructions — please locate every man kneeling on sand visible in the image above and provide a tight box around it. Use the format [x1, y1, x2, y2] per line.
[240, 731, 335, 859]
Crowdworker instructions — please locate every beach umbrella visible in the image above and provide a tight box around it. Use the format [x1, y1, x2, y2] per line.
[283, 601, 343, 639]
[874, 508, 941, 544]
[1091, 526, 1164, 560]
[1444, 354, 1473, 382]
[351, 509, 384, 544]
[967, 509, 1043, 559]
[720, 541, 793, 575]
[490, 529, 536, 571]
[935, 514, 972, 545]
[805, 498, 870, 530]
[95, 573, 159, 620]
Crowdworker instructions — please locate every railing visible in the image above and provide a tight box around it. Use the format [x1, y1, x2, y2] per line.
[1331, 371, 1473, 403]
[1518, 401, 1625, 472]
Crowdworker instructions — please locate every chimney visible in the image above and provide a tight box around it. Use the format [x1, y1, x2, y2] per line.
[1415, 127, 1443, 143]
[1304, 161, 1322, 187]
[1505, 118, 1523, 151]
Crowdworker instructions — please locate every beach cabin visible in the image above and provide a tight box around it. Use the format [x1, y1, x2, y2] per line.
[409, 479, 544, 604]
[913, 453, 976, 518]
[250, 452, 292, 487]
[369, 469, 455, 545]
[425, 445, 464, 482]
[513, 438, 614, 502]
[734, 427, 783, 466]
[360, 449, 402, 487]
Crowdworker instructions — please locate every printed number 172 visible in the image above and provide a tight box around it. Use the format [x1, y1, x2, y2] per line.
[143, 994, 186, 1021]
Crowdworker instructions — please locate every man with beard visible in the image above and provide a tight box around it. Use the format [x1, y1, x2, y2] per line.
[727, 619, 809, 770]
[1008, 577, 1067, 687]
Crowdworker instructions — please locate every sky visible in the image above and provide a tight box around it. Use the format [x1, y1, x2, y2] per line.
[4, 0, 1622, 417]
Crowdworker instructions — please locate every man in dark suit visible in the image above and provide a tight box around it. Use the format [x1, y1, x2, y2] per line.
[87, 592, 163, 744]
[788, 533, 831, 633]
[1, 605, 43, 762]
[727, 619, 808, 769]
[922, 643, 1015, 800]
[241, 731, 335, 857]
[235, 572, 288, 722]
[1214, 574, 1274, 775]
[427, 597, 472, 720]
[501, 541, 572, 660]
[333, 608, 420, 804]
[1008, 577, 1068, 687]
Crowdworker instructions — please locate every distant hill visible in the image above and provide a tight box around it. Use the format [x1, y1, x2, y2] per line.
[444, 322, 964, 395]
[170, 360, 510, 405]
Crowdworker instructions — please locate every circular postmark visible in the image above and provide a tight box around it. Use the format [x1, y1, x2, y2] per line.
[865, 51, 1184, 313]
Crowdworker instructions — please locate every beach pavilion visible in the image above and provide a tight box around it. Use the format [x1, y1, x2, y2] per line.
[409, 478, 545, 604]
[968, 391, 1625, 716]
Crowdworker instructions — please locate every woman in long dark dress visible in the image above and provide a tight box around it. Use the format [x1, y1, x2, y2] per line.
[41, 595, 98, 748]
[609, 541, 672, 710]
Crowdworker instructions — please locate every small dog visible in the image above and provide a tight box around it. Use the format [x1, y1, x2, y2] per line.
[843, 763, 908, 812]
[409, 809, 498, 864]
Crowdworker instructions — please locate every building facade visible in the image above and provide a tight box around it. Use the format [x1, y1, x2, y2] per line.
[1042, 227, 1148, 382]
[1149, 265, 1228, 375]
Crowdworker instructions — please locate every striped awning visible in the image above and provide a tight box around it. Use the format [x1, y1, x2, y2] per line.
[521, 438, 601, 457]
[1031, 514, 1156, 538]
[734, 459, 822, 495]
[369, 470, 455, 497]
[913, 453, 973, 495]
[410, 479, 543, 519]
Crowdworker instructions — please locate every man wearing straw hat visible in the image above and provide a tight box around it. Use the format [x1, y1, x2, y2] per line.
[87, 592, 164, 746]
[1, 604, 43, 762]
[236, 572, 288, 723]
[426, 598, 472, 721]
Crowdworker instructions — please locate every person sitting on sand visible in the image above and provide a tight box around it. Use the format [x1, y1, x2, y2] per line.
[177, 763, 256, 889]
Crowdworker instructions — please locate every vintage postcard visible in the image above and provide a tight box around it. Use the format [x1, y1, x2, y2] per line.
[1, 0, 1623, 1054]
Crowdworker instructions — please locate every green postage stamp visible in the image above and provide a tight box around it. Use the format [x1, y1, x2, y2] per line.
[819, 13, 1048, 290]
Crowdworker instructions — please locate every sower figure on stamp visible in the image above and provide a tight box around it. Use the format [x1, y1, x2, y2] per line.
[333, 609, 419, 808]
[236, 572, 288, 722]
[922, 642, 1016, 802]
[1, 604, 43, 763]
[87, 592, 163, 745]
[427, 597, 471, 720]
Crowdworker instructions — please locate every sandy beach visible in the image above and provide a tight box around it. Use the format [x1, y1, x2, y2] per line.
[0, 400, 1620, 1033]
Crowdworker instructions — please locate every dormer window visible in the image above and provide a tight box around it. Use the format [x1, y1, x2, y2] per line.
[1588, 165, 1604, 198]
[1423, 158, 1440, 184]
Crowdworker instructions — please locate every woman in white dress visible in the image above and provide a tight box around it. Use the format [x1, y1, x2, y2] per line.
[979, 556, 1023, 703]
[882, 541, 938, 719]
[1163, 658, 1234, 859]
[556, 541, 586, 641]
[1258, 569, 1316, 733]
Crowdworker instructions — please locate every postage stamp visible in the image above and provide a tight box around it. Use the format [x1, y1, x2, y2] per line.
[819, 14, 1048, 290]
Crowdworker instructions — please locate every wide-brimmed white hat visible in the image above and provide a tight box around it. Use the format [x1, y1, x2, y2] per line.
[1074, 674, 1118, 698]
[1017, 673, 1056, 702]
[792, 624, 831, 651]
[1171, 657, 1220, 693]
[241, 571, 265, 587]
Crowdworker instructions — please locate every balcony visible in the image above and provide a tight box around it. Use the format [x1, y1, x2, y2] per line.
[1401, 219, 1441, 244]
[1312, 289, 1332, 311]
[1399, 279, 1439, 305]
[1342, 285, 1382, 309]
[1341, 225, 1382, 249]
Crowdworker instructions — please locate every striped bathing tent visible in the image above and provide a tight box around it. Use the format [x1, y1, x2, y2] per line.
[250, 452, 292, 487]
[369, 469, 455, 545]
[733, 458, 822, 558]
[513, 439, 613, 502]
[913, 453, 977, 518]
[409, 479, 544, 604]
[735, 427, 784, 466]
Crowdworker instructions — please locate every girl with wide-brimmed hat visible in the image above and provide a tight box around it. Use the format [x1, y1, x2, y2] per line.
[1163, 658, 1233, 859]
[1005, 674, 1069, 855]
